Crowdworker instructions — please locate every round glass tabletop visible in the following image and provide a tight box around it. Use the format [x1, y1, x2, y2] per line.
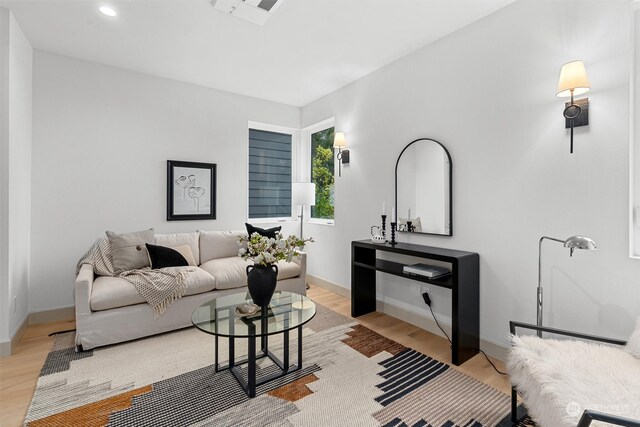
[191, 291, 316, 338]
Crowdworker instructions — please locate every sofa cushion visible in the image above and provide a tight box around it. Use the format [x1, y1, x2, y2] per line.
[91, 267, 216, 311]
[200, 257, 251, 290]
[275, 260, 302, 280]
[155, 232, 200, 265]
[200, 257, 302, 290]
[199, 230, 247, 264]
[106, 229, 155, 274]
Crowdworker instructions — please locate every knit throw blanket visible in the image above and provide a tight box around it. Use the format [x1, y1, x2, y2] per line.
[77, 238, 195, 317]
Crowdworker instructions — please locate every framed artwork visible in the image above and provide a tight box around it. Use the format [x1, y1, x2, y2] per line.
[167, 160, 216, 221]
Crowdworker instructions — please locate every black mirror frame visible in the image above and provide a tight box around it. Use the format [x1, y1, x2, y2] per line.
[394, 138, 453, 236]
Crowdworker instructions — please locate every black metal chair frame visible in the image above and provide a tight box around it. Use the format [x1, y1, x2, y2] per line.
[509, 321, 640, 427]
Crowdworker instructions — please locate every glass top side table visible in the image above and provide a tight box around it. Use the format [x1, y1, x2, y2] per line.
[192, 291, 317, 397]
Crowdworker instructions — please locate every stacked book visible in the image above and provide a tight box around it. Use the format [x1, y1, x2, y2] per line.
[402, 263, 450, 279]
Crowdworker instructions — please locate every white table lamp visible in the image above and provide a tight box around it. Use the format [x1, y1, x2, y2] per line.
[292, 183, 316, 239]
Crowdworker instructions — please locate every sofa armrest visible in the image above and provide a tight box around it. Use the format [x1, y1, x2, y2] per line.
[293, 251, 307, 279]
[75, 263, 94, 318]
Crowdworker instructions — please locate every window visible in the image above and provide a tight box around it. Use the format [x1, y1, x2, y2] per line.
[248, 127, 292, 220]
[310, 125, 335, 221]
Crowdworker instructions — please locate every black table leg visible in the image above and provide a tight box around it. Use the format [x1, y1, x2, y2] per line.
[297, 325, 303, 369]
[214, 334, 219, 372]
[283, 329, 289, 368]
[229, 311, 235, 368]
[248, 334, 256, 397]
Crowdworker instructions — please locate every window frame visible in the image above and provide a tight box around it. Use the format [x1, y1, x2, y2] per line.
[302, 118, 336, 226]
[246, 121, 299, 224]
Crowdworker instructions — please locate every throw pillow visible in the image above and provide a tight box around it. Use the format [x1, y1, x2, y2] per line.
[145, 243, 189, 269]
[171, 244, 197, 267]
[625, 317, 640, 359]
[245, 223, 281, 239]
[106, 229, 155, 274]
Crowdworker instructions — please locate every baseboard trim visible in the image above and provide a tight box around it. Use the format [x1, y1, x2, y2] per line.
[0, 315, 30, 358]
[307, 274, 350, 298]
[308, 275, 509, 363]
[0, 306, 75, 358]
[29, 306, 75, 325]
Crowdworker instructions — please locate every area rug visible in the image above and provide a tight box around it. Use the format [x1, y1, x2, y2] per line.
[25, 303, 512, 426]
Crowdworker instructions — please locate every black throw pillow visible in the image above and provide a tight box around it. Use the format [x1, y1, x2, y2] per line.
[145, 243, 188, 269]
[245, 223, 282, 239]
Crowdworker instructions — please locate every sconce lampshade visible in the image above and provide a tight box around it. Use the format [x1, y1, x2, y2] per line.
[292, 182, 316, 206]
[557, 60, 591, 97]
[333, 132, 347, 148]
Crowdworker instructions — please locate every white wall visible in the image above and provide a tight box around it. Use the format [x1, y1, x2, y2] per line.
[0, 8, 32, 345]
[0, 8, 10, 343]
[632, 4, 640, 256]
[30, 51, 300, 312]
[302, 0, 640, 348]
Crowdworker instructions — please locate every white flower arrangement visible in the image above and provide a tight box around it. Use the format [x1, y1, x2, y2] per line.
[238, 232, 313, 267]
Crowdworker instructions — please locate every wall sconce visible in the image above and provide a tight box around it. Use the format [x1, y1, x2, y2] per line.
[333, 131, 349, 177]
[557, 60, 590, 153]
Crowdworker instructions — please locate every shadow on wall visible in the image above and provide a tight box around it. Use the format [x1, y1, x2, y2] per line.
[549, 265, 635, 337]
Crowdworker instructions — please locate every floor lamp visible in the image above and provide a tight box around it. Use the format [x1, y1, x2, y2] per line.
[292, 183, 315, 239]
[537, 235, 597, 337]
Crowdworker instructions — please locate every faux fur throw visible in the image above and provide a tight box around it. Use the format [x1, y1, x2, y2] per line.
[508, 334, 640, 426]
[77, 237, 195, 317]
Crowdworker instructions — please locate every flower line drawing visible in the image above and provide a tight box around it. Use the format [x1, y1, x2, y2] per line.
[175, 174, 206, 212]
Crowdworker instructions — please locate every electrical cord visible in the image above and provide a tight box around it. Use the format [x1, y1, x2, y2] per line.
[425, 300, 507, 376]
[49, 329, 76, 336]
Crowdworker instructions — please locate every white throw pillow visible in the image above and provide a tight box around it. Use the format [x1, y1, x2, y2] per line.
[155, 232, 200, 265]
[625, 317, 640, 359]
[172, 244, 197, 267]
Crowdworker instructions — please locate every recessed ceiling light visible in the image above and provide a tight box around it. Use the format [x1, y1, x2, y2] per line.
[99, 6, 117, 17]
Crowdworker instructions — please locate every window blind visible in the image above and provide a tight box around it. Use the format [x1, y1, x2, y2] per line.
[248, 129, 292, 219]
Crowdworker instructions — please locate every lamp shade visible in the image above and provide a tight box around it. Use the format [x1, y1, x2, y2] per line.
[292, 183, 316, 206]
[563, 235, 597, 256]
[557, 60, 590, 97]
[333, 132, 347, 148]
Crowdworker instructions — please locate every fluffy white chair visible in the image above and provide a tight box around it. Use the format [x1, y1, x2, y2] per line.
[508, 321, 640, 427]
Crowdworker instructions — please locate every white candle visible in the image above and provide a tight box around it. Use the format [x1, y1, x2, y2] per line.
[382, 201, 386, 215]
[408, 208, 411, 219]
[391, 207, 396, 222]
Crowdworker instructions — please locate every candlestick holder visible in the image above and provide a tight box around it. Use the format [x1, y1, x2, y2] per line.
[381, 215, 387, 241]
[390, 222, 397, 245]
[406, 220, 413, 233]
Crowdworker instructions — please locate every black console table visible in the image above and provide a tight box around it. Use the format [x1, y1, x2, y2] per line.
[351, 240, 479, 365]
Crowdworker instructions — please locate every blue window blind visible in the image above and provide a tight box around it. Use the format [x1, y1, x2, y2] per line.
[248, 129, 292, 219]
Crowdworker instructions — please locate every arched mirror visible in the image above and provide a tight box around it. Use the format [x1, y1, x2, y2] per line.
[395, 138, 452, 236]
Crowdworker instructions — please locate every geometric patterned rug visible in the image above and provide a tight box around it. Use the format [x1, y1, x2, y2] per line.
[25, 303, 512, 426]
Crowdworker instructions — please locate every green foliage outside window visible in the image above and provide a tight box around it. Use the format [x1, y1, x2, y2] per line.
[311, 127, 335, 219]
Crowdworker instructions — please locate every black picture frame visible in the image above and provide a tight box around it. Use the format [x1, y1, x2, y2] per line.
[167, 160, 216, 221]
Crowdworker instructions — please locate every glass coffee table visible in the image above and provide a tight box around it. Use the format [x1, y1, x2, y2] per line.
[192, 291, 316, 397]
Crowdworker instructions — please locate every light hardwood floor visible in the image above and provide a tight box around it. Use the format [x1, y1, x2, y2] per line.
[0, 285, 510, 426]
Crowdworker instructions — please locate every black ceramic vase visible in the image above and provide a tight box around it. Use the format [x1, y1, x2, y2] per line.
[246, 264, 278, 307]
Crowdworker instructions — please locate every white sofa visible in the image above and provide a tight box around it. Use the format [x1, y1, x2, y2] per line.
[75, 230, 306, 350]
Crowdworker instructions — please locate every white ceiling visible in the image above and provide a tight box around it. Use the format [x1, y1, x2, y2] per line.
[1, 0, 514, 106]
